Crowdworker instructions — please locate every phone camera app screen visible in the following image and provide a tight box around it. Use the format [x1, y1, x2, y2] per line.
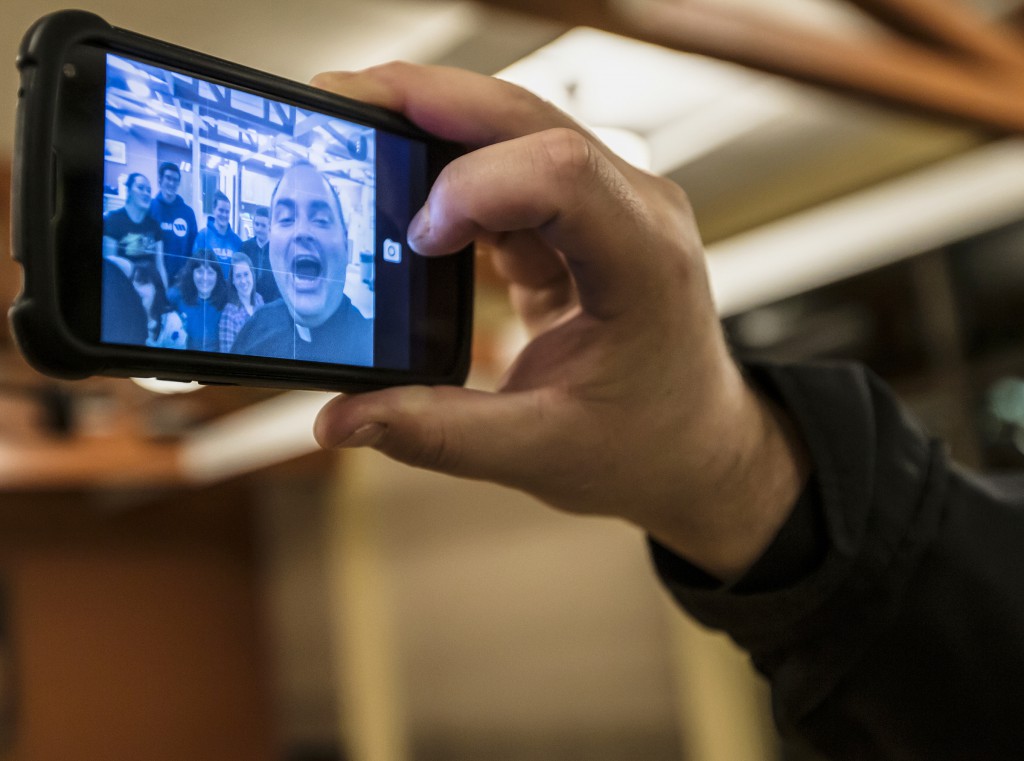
[99, 53, 420, 369]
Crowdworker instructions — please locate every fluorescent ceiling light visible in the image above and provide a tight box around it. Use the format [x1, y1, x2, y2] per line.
[496, 27, 797, 174]
[180, 390, 333, 483]
[707, 139, 1024, 316]
[498, 27, 760, 130]
[122, 115, 190, 140]
[645, 79, 796, 174]
[125, 78, 152, 99]
[106, 55, 145, 76]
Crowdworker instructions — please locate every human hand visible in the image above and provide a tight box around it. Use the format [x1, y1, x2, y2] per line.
[311, 63, 808, 581]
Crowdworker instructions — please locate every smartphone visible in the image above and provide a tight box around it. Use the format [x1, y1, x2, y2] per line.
[11, 10, 473, 392]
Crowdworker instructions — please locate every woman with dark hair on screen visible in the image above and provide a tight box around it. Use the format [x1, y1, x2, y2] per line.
[219, 252, 265, 352]
[131, 261, 186, 349]
[102, 172, 167, 285]
[167, 249, 229, 352]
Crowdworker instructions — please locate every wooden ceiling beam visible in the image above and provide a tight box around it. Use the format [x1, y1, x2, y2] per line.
[622, 1, 1024, 131]
[476, 0, 1024, 135]
[843, 0, 1024, 68]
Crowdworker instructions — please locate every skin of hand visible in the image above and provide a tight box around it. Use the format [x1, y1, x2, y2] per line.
[311, 63, 810, 583]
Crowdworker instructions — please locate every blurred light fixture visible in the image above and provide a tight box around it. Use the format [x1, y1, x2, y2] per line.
[105, 55, 143, 76]
[706, 139, 1024, 316]
[496, 27, 793, 172]
[131, 377, 202, 395]
[122, 116, 190, 141]
[180, 391, 332, 483]
[125, 78, 152, 99]
[987, 377, 1024, 427]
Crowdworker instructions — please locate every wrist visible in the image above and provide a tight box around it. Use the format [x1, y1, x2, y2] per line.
[648, 372, 811, 583]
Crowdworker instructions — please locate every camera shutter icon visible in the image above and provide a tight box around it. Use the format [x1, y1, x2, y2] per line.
[383, 238, 403, 263]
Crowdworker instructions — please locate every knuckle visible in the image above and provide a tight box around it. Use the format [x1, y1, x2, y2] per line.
[494, 79, 565, 128]
[668, 180, 694, 214]
[366, 60, 415, 79]
[653, 174, 694, 215]
[499, 78, 545, 109]
[535, 128, 598, 187]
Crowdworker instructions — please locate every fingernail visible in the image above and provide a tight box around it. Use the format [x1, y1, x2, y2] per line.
[335, 423, 386, 449]
[408, 203, 430, 253]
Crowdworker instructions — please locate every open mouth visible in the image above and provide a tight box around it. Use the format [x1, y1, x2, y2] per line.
[293, 254, 323, 283]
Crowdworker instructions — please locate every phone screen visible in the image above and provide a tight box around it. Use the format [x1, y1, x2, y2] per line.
[99, 52, 425, 370]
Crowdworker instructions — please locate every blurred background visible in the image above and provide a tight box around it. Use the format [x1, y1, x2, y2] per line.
[3, 0, 1024, 759]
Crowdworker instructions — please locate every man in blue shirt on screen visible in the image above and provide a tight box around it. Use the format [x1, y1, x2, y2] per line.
[149, 162, 198, 285]
[193, 190, 243, 277]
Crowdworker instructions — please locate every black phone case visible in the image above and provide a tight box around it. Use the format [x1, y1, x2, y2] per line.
[11, 10, 473, 392]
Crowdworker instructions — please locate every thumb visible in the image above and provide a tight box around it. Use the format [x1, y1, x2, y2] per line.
[314, 385, 545, 484]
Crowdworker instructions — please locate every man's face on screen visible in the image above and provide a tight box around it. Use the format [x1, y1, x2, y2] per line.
[269, 164, 348, 328]
[253, 214, 269, 245]
[159, 169, 180, 203]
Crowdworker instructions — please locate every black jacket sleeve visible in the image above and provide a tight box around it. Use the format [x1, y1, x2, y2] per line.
[651, 362, 1024, 760]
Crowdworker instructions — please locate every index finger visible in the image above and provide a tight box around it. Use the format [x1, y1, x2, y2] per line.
[309, 63, 637, 177]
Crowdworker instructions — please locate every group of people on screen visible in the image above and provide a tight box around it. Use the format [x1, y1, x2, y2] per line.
[101, 161, 371, 366]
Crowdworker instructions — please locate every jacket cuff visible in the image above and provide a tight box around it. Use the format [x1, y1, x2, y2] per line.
[650, 361, 945, 725]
